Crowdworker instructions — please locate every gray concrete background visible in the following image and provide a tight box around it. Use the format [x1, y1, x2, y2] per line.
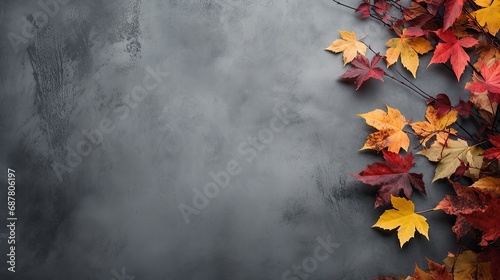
[0, 0, 462, 279]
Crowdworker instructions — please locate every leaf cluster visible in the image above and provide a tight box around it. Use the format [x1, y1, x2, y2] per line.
[328, 0, 500, 278]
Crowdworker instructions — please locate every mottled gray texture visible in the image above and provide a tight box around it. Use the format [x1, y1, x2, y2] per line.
[0, 0, 460, 279]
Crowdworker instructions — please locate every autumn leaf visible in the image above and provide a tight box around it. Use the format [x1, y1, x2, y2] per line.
[355, 0, 371, 19]
[358, 105, 410, 153]
[443, 250, 493, 280]
[480, 247, 500, 279]
[374, 0, 391, 14]
[474, 45, 500, 69]
[464, 197, 500, 246]
[474, 0, 500, 35]
[482, 134, 500, 165]
[466, 60, 500, 95]
[435, 181, 491, 215]
[435, 182, 500, 246]
[434, 182, 490, 240]
[351, 151, 426, 208]
[341, 54, 385, 90]
[373, 195, 429, 248]
[418, 139, 483, 182]
[416, 0, 444, 16]
[414, 258, 452, 280]
[472, 177, 500, 196]
[385, 29, 433, 78]
[404, 2, 433, 26]
[427, 93, 452, 118]
[454, 99, 472, 117]
[469, 90, 497, 116]
[428, 29, 479, 81]
[443, 0, 467, 30]
[326, 31, 367, 66]
[410, 104, 458, 146]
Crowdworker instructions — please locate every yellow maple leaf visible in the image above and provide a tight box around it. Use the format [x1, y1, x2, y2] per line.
[358, 105, 410, 153]
[410, 105, 458, 147]
[472, 177, 500, 196]
[372, 195, 429, 248]
[418, 139, 483, 182]
[325, 31, 367, 66]
[474, 0, 500, 35]
[385, 29, 433, 78]
[443, 250, 493, 280]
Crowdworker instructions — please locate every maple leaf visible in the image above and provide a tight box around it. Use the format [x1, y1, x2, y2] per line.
[340, 54, 385, 90]
[435, 181, 491, 215]
[374, 0, 391, 14]
[418, 139, 483, 182]
[373, 195, 429, 248]
[326, 31, 367, 66]
[414, 258, 452, 280]
[474, 0, 500, 35]
[466, 60, 500, 95]
[410, 105, 458, 146]
[355, 0, 371, 19]
[385, 29, 433, 78]
[465, 197, 500, 246]
[428, 29, 479, 81]
[472, 177, 500, 196]
[482, 134, 500, 162]
[443, 0, 467, 30]
[351, 151, 426, 208]
[435, 182, 500, 246]
[358, 105, 410, 153]
[443, 250, 493, 280]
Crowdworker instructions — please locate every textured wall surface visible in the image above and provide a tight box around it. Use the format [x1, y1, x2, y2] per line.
[0, 1, 460, 279]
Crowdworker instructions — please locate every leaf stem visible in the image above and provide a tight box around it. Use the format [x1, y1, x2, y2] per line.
[415, 209, 435, 214]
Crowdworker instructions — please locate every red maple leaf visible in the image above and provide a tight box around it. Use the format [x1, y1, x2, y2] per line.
[341, 54, 385, 90]
[435, 181, 491, 215]
[482, 134, 500, 161]
[466, 60, 500, 95]
[374, 0, 391, 14]
[443, 0, 466, 30]
[435, 181, 500, 245]
[351, 151, 426, 208]
[355, 0, 370, 19]
[465, 198, 500, 246]
[429, 29, 478, 81]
